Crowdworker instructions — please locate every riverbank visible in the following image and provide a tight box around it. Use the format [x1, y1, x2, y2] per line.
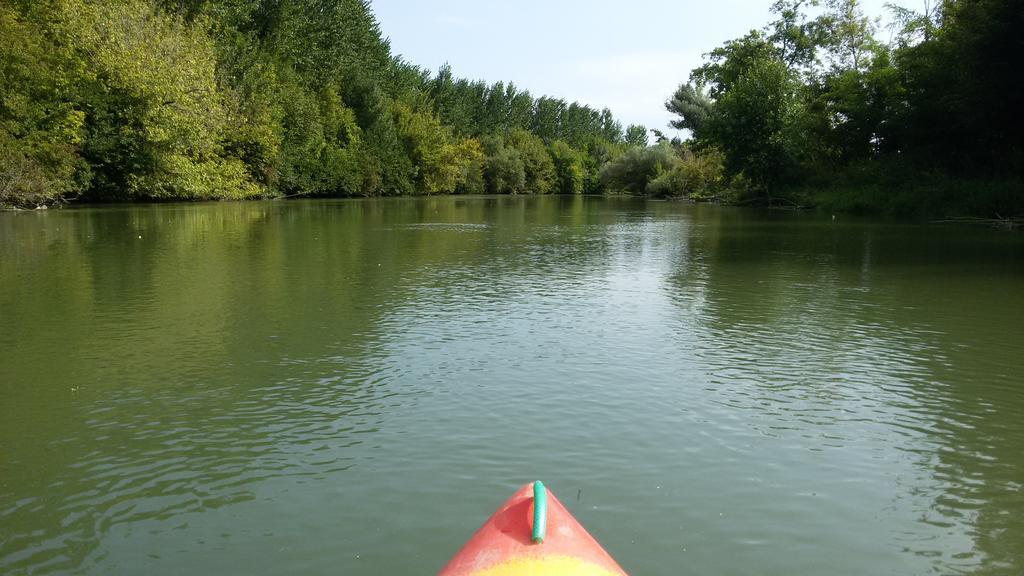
[6, 179, 1023, 224]
[785, 174, 1024, 220]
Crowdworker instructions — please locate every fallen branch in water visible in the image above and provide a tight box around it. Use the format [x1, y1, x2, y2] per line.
[930, 216, 1023, 229]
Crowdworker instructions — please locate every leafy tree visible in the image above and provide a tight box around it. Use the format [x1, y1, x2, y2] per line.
[548, 140, 585, 194]
[276, 81, 367, 196]
[0, 3, 88, 206]
[481, 135, 526, 195]
[624, 125, 649, 147]
[531, 97, 565, 142]
[666, 84, 713, 137]
[896, 0, 1023, 172]
[767, 0, 825, 71]
[817, 46, 904, 161]
[818, 0, 879, 73]
[392, 99, 483, 194]
[78, 0, 262, 199]
[714, 55, 801, 193]
[599, 108, 624, 142]
[670, 32, 801, 196]
[664, 0, 1021, 214]
[600, 143, 678, 195]
[693, 31, 780, 98]
[507, 86, 534, 131]
[646, 147, 727, 199]
[455, 138, 486, 194]
[886, 0, 940, 47]
[506, 129, 555, 194]
[1, 0, 630, 206]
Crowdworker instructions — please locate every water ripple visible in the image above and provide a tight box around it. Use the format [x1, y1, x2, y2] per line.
[1, 198, 1022, 575]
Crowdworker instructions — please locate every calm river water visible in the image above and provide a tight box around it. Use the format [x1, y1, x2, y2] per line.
[1, 196, 1022, 575]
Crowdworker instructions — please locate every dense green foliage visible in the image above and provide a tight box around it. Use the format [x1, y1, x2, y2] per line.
[5, 0, 1016, 217]
[0, 0, 635, 207]
[658, 0, 1023, 216]
[599, 142, 728, 199]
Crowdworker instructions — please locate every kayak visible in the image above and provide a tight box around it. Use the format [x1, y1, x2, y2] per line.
[438, 481, 628, 576]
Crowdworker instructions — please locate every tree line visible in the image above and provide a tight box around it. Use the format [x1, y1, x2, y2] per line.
[3, 0, 1018, 217]
[0, 0, 643, 207]
[617, 0, 1021, 216]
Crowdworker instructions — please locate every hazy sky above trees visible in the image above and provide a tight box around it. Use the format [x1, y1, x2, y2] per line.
[373, 0, 909, 135]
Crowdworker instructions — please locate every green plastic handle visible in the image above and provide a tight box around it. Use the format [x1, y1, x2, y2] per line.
[532, 480, 547, 543]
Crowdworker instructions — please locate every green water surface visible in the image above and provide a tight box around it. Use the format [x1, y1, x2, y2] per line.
[1, 197, 1022, 575]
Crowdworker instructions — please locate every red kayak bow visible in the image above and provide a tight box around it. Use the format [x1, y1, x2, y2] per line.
[438, 481, 628, 576]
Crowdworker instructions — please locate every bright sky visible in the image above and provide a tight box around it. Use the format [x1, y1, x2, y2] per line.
[371, 0, 907, 137]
